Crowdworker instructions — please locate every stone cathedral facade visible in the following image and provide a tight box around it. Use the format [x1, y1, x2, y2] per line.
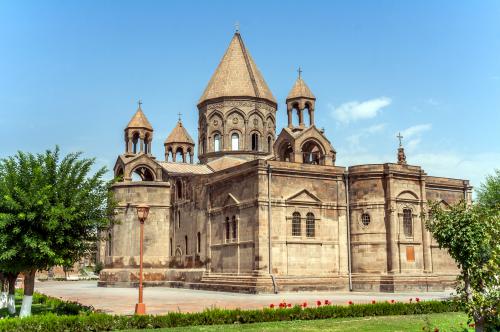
[98, 32, 472, 293]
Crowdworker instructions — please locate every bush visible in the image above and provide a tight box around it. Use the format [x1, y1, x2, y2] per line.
[0, 300, 462, 332]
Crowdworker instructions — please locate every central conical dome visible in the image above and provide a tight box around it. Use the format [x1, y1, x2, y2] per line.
[198, 32, 276, 105]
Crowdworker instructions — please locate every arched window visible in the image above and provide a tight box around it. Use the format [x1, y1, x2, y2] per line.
[225, 217, 230, 242]
[267, 136, 272, 153]
[292, 212, 301, 236]
[131, 166, 155, 181]
[403, 208, 413, 237]
[197, 232, 201, 254]
[176, 180, 182, 199]
[306, 212, 315, 238]
[232, 216, 237, 239]
[184, 235, 188, 255]
[279, 142, 293, 162]
[302, 140, 324, 165]
[214, 134, 221, 152]
[132, 133, 140, 154]
[177, 210, 181, 228]
[231, 133, 239, 151]
[251, 133, 259, 151]
[175, 147, 184, 163]
[361, 213, 371, 226]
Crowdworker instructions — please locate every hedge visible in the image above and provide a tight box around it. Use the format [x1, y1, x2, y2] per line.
[0, 300, 462, 332]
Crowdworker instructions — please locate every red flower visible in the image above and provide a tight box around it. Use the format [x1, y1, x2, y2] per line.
[287, 303, 292, 308]
[391, 299, 395, 303]
[409, 298, 413, 302]
[416, 297, 420, 302]
[279, 303, 285, 308]
[316, 300, 321, 306]
[371, 300, 376, 304]
[324, 300, 330, 305]
[433, 328, 439, 332]
[348, 300, 353, 305]
[302, 302, 307, 308]
[269, 304, 274, 308]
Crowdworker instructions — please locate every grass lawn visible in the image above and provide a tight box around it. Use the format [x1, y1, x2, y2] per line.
[121, 312, 472, 332]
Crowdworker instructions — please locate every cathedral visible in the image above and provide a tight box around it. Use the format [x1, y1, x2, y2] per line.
[98, 31, 472, 293]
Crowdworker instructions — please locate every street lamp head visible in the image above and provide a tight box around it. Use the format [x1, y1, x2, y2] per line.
[136, 204, 150, 223]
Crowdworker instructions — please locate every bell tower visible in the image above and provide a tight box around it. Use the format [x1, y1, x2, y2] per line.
[286, 68, 316, 129]
[124, 101, 153, 156]
[164, 115, 195, 163]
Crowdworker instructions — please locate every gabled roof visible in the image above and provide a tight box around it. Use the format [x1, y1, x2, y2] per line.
[206, 156, 247, 172]
[158, 162, 212, 175]
[198, 32, 276, 105]
[286, 77, 315, 100]
[127, 105, 153, 130]
[164, 120, 195, 145]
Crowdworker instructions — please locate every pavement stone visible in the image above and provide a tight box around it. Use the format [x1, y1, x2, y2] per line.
[35, 281, 454, 315]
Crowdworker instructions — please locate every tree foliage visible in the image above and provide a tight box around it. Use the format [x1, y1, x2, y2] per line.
[0, 147, 114, 316]
[426, 171, 500, 332]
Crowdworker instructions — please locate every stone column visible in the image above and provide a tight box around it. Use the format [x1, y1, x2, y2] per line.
[309, 108, 315, 126]
[127, 137, 133, 153]
[298, 109, 304, 127]
[287, 107, 293, 128]
[385, 172, 400, 273]
[420, 174, 432, 273]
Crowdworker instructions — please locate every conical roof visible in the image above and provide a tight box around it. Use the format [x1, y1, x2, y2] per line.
[287, 77, 315, 100]
[164, 120, 195, 145]
[127, 105, 153, 130]
[198, 32, 276, 105]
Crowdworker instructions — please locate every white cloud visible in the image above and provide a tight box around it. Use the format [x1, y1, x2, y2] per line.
[366, 123, 386, 134]
[407, 138, 421, 150]
[337, 150, 500, 192]
[330, 97, 392, 124]
[400, 123, 432, 140]
[409, 152, 500, 190]
[345, 123, 386, 151]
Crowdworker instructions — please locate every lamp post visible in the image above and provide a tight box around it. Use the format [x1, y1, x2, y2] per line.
[135, 204, 150, 315]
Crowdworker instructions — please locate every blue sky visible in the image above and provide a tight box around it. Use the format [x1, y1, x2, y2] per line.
[1, 1, 499, 188]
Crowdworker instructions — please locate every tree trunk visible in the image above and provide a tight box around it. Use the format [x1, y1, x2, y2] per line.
[465, 270, 485, 332]
[20, 269, 36, 318]
[475, 319, 485, 332]
[6, 272, 18, 314]
[0, 272, 6, 309]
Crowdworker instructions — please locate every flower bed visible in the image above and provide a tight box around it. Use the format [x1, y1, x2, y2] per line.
[0, 300, 462, 332]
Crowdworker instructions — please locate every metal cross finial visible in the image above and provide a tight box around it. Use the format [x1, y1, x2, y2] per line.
[235, 21, 240, 33]
[397, 132, 403, 147]
[137, 99, 142, 108]
[178, 112, 182, 122]
[298, 66, 302, 78]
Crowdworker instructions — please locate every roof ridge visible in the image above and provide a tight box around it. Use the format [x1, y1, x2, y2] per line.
[236, 33, 260, 98]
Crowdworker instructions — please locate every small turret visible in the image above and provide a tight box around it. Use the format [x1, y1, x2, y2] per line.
[286, 68, 316, 128]
[124, 101, 153, 155]
[164, 115, 195, 163]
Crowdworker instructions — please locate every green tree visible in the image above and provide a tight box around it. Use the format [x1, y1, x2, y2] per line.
[0, 147, 113, 317]
[426, 171, 500, 332]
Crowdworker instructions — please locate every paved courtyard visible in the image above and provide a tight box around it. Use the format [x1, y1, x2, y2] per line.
[35, 281, 454, 315]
